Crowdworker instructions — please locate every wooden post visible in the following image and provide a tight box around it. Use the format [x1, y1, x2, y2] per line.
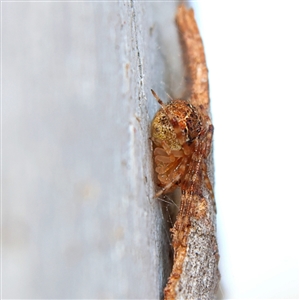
[2, 2, 184, 298]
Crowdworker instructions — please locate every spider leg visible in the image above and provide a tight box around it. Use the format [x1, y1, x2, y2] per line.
[180, 120, 213, 217]
[178, 140, 202, 216]
[151, 89, 165, 108]
[155, 174, 181, 198]
[155, 156, 188, 197]
[198, 110, 213, 158]
[201, 123, 213, 158]
[156, 158, 182, 180]
[201, 159, 216, 212]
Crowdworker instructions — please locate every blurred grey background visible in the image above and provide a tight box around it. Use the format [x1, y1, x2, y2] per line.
[2, 2, 185, 298]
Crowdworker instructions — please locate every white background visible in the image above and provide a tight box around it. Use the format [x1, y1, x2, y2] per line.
[193, 1, 299, 299]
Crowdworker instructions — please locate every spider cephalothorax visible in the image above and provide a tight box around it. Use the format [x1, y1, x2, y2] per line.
[151, 89, 212, 197]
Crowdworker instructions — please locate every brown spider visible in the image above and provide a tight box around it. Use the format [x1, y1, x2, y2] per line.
[151, 89, 214, 199]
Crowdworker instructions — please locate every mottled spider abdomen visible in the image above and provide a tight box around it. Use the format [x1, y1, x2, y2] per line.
[151, 91, 202, 196]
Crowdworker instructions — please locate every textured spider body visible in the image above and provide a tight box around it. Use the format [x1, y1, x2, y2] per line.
[151, 89, 213, 198]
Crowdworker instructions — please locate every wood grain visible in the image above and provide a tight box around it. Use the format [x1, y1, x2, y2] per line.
[1, 2, 181, 298]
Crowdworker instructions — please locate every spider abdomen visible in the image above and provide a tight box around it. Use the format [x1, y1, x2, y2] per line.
[151, 98, 202, 195]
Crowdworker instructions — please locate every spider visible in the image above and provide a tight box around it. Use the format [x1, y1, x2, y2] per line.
[151, 89, 214, 199]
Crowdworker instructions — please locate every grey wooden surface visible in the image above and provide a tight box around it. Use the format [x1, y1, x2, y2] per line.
[2, 2, 185, 298]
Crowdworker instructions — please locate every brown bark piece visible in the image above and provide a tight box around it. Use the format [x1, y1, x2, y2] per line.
[163, 5, 220, 300]
[176, 5, 210, 111]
